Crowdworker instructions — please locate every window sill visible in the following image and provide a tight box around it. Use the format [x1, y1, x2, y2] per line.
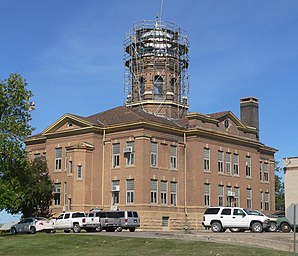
[54, 170, 62, 173]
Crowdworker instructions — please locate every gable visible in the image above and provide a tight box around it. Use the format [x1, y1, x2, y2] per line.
[42, 114, 95, 135]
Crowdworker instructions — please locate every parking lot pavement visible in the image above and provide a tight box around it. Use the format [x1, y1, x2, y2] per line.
[80, 230, 297, 252]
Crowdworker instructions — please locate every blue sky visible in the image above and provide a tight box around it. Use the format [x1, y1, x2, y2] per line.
[1, 0, 298, 222]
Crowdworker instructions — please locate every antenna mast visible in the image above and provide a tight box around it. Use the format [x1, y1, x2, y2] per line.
[159, 0, 164, 23]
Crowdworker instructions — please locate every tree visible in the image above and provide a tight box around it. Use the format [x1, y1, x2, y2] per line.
[275, 161, 285, 211]
[0, 73, 53, 217]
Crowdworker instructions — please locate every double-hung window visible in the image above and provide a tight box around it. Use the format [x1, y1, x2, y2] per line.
[218, 185, 224, 206]
[170, 182, 177, 206]
[112, 143, 120, 168]
[246, 188, 252, 208]
[234, 187, 240, 207]
[150, 179, 158, 204]
[204, 148, 210, 171]
[150, 142, 158, 167]
[55, 148, 62, 170]
[170, 145, 177, 169]
[218, 151, 224, 173]
[204, 183, 210, 207]
[233, 154, 239, 175]
[245, 156, 251, 177]
[264, 162, 269, 182]
[125, 141, 135, 166]
[226, 152, 231, 175]
[259, 161, 263, 181]
[53, 183, 61, 205]
[260, 191, 264, 210]
[160, 181, 168, 205]
[126, 179, 134, 204]
[265, 192, 270, 210]
[68, 160, 73, 175]
[226, 186, 232, 206]
[112, 180, 120, 205]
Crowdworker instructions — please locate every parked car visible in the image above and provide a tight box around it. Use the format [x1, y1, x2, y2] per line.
[88, 210, 121, 232]
[244, 209, 278, 232]
[10, 217, 54, 235]
[116, 210, 140, 232]
[202, 207, 270, 233]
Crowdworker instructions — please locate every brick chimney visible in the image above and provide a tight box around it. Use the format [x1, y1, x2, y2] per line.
[240, 97, 259, 138]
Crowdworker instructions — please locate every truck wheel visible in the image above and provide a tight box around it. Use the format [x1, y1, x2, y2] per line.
[280, 222, 291, 233]
[211, 221, 222, 232]
[73, 223, 81, 233]
[64, 229, 71, 233]
[229, 228, 241, 232]
[268, 222, 278, 232]
[251, 222, 263, 233]
[129, 227, 135, 232]
[117, 227, 123, 232]
[95, 226, 102, 232]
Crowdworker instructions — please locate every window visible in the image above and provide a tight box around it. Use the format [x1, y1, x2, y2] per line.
[259, 161, 263, 181]
[53, 183, 61, 205]
[233, 154, 239, 175]
[226, 152, 231, 175]
[68, 160, 73, 175]
[171, 78, 176, 93]
[170, 182, 177, 206]
[112, 143, 120, 168]
[125, 141, 135, 166]
[260, 191, 264, 210]
[246, 188, 252, 208]
[112, 180, 120, 205]
[226, 186, 232, 206]
[150, 179, 158, 204]
[218, 151, 224, 173]
[218, 185, 224, 206]
[170, 145, 177, 169]
[139, 77, 145, 99]
[55, 148, 62, 170]
[77, 165, 82, 179]
[162, 216, 169, 227]
[204, 148, 210, 171]
[234, 187, 240, 207]
[126, 179, 134, 204]
[161, 181, 168, 205]
[154, 75, 163, 99]
[265, 192, 270, 210]
[150, 142, 158, 167]
[221, 208, 231, 215]
[34, 153, 41, 159]
[264, 162, 269, 182]
[204, 183, 210, 207]
[245, 156, 251, 177]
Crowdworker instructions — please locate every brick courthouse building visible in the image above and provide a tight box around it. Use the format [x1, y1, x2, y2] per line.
[25, 20, 277, 230]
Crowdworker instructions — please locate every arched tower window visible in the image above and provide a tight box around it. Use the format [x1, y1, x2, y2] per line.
[171, 78, 176, 94]
[154, 75, 163, 99]
[139, 77, 145, 100]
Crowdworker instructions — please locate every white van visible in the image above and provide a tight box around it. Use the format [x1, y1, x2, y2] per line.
[116, 210, 140, 232]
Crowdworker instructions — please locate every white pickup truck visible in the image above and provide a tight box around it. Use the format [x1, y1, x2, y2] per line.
[53, 211, 101, 233]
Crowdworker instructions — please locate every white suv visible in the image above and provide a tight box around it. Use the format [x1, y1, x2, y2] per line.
[202, 207, 270, 233]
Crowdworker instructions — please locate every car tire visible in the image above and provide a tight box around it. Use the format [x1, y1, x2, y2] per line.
[64, 229, 71, 233]
[229, 228, 241, 232]
[30, 226, 36, 234]
[117, 227, 123, 232]
[95, 226, 102, 232]
[251, 222, 263, 233]
[73, 223, 81, 233]
[268, 222, 278, 232]
[211, 221, 222, 232]
[280, 222, 291, 233]
[129, 227, 135, 232]
[10, 227, 17, 235]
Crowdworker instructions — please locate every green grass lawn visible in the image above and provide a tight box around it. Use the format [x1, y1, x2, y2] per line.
[0, 233, 289, 256]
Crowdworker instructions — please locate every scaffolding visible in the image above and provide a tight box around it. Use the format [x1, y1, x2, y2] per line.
[123, 19, 190, 118]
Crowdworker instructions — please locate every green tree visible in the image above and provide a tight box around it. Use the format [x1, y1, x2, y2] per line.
[0, 73, 53, 217]
[275, 161, 285, 210]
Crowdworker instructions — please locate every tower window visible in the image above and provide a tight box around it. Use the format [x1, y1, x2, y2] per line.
[154, 76, 163, 99]
[171, 78, 176, 93]
[139, 77, 145, 99]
